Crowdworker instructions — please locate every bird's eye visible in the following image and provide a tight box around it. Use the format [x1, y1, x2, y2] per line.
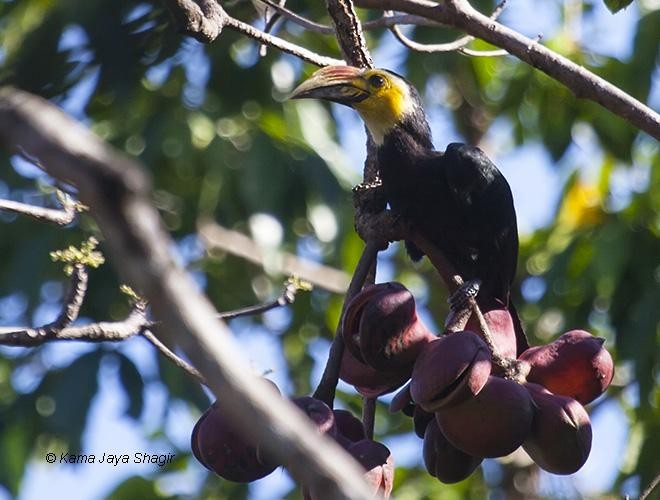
[368, 75, 386, 88]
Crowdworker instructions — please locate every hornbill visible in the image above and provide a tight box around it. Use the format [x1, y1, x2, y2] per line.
[290, 66, 527, 354]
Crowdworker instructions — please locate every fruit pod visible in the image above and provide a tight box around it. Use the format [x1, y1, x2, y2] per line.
[339, 347, 409, 398]
[423, 419, 482, 484]
[348, 439, 395, 499]
[191, 402, 278, 482]
[465, 306, 518, 359]
[342, 282, 434, 373]
[304, 439, 394, 499]
[410, 331, 491, 411]
[519, 329, 614, 404]
[291, 397, 336, 435]
[333, 409, 366, 445]
[523, 383, 592, 474]
[435, 376, 535, 458]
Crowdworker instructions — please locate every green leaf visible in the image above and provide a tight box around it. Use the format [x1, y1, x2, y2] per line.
[603, 0, 634, 13]
[117, 354, 144, 420]
[107, 476, 172, 500]
[37, 350, 103, 453]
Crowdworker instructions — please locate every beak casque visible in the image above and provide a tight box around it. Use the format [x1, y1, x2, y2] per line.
[289, 65, 369, 105]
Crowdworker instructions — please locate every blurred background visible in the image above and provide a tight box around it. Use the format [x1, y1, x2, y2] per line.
[0, 0, 657, 498]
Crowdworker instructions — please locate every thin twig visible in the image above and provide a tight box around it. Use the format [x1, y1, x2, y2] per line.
[313, 240, 380, 407]
[224, 16, 344, 66]
[255, 0, 441, 34]
[640, 472, 660, 500]
[386, 2, 507, 55]
[161, 0, 343, 66]
[362, 397, 376, 440]
[218, 278, 308, 320]
[142, 327, 207, 385]
[0, 193, 78, 226]
[258, 0, 285, 56]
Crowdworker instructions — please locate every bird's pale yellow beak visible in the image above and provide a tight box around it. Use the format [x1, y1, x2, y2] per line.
[289, 65, 369, 105]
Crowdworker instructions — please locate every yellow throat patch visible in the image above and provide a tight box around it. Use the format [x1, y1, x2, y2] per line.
[352, 70, 415, 145]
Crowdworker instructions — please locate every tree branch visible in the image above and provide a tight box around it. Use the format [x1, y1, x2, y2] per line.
[385, 2, 508, 56]
[218, 277, 310, 320]
[0, 303, 149, 345]
[325, 0, 373, 68]
[255, 0, 441, 34]
[198, 219, 350, 294]
[353, 0, 659, 138]
[313, 240, 380, 407]
[142, 327, 207, 385]
[0, 192, 79, 226]
[161, 0, 343, 66]
[0, 87, 373, 499]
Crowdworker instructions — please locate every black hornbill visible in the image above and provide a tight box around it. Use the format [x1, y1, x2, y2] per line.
[290, 65, 527, 354]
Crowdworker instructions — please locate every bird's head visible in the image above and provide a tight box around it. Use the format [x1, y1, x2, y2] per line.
[290, 65, 429, 146]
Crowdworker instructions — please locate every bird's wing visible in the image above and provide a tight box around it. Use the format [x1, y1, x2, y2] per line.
[441, 143, 519, 300]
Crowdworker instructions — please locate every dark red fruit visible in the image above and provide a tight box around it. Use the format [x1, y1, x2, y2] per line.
[466, 307, 517, 359]
[192, 402, 277, 482]
[523, 383, 592, 474]
[333, 409, 366, 444]
[436, 376, 535, 458]
[413, 406, 434, 439]
[423, 419, 482, 484]
[519, 329, 614, 404]
[339, 347, 409, 398]
[348, 439, 395, 499]
[291, 397, 336, 436]
[389, 382, 413, 414]
[410, 331, 491, 411]
[342, 282, 434, 373]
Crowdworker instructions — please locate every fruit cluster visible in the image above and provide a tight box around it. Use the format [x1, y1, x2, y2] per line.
[340, 282, 614, 483]
[190, 281, 613, 492]
[191, 385, 394, 497]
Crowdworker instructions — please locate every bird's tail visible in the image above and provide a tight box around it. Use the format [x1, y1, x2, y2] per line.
[508, 300, 529, 356]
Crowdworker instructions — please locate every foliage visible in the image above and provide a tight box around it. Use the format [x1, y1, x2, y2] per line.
[0, 0, 657, 498]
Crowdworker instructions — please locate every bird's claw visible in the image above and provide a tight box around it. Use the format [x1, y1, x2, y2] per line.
[448, 279, 481, 311]
[352, 176, 383, 193]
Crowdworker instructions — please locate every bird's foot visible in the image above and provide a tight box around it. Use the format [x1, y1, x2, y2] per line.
[447, 278, 481, 312]
[352, 176, 383, 193]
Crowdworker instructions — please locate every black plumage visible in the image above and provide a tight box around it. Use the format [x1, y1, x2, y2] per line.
[377, 106, 519, 306]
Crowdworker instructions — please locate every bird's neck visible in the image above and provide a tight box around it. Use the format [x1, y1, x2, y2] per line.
[377, 120, 433, 181]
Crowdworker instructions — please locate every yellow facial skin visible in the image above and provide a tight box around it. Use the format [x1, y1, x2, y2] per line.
[351, 69, 415, 145]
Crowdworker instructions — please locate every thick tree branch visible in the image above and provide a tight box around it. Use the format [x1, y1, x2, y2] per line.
[198, 219, 350, 294]
[326, 0, 373, 68]
[161, 0, 343, 66]
[0, 87, 373, 500]
[0, 303, 149, 345]
[354, 0, 660, 138]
